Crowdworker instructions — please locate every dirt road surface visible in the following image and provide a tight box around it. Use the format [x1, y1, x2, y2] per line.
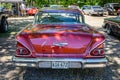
[0, 15, 120, 80]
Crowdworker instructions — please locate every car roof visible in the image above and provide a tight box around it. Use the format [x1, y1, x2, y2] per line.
[40, 8, 83, 15]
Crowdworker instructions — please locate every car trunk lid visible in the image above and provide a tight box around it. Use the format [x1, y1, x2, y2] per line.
[25, 24, 93, 58]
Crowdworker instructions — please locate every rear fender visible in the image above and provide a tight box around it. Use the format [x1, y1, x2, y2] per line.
[87, 34, 105, 55]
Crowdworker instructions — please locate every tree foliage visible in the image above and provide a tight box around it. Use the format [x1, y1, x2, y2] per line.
[24, 0, 120, 7]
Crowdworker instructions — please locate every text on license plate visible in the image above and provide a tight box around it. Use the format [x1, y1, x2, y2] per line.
[52, 61, 69, 69]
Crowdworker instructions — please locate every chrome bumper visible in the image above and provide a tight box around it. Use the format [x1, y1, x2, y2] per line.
[12, 56, 108, 69]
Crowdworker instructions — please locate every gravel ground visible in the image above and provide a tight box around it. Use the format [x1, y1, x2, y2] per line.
[0, 15, 120, 80]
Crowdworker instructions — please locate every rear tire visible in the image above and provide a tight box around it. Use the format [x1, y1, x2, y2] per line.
[0, 18, 8, 33]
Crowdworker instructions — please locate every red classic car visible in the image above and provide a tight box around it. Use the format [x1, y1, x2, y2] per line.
[26, 6, 38, 15]
[12, 8, 107, 69]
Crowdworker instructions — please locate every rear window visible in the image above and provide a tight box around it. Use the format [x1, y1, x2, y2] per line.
[35, 12, 83, 24]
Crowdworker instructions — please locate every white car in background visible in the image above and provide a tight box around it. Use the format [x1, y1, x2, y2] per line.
[83, 5, 104, 16]
[68, 5, 80, 9]
[68, 5, 82, 13]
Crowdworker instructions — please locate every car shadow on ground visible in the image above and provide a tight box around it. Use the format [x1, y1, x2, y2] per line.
[0, 18, 120, 80]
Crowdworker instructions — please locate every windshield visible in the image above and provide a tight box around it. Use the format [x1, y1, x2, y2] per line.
[34, 12, 83, 24]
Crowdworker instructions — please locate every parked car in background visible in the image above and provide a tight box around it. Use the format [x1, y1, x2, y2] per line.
[81, 5, 90, 14]
[26, 6, 38, 16]
[103, 16, 120, 36]
[104, 3, 120, 15]
[0, 6, 8, 33]
[12, 8, 107, 69]
[81, 5, 90, 10]
[83, 5, 104, 16]
[117, 8, 120, 15]
[68, 5, 80, 9]
[68, 5, 82, 13]
[103, 8, 108, 15]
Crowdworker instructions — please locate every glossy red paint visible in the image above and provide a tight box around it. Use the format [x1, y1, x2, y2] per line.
[16, 23, 105, 58]
[15, 9, 105, 58]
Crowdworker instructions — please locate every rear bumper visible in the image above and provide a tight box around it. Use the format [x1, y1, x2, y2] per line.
[12, 56, 108, 69]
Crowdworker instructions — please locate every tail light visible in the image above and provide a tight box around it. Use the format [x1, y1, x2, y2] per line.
[86, 43, 105, 58]
[16, 42, 30, 55]
[16, 47, 30, 55]
[90, 43, 104, 56]
[85, 34, 105, 58]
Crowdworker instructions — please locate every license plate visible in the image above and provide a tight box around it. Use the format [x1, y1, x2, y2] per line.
[52, 61, 69, 69]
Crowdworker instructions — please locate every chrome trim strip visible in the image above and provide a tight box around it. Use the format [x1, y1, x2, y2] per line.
[53, 42, 68, 47]
[41, 40, 47, 47]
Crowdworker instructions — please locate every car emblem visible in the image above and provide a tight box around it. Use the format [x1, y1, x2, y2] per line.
[53, 42, 68, 47]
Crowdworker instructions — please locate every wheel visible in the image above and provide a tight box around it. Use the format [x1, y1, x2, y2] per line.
[106, 24, 112, 35]
[0, 18, 8, 33]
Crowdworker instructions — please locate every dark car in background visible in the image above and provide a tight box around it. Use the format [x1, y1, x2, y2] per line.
[104, 3, 120, 15]
[103, 16, 120, 36]
[0, 6, 8, 33]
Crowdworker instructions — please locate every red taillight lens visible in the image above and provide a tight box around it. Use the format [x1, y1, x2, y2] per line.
[90, 43, 104, 56]
[16, 42, 30, 55]
[16, 48, 30, 55]
[91, 49, 104, 56]
[86, 43, 105, 58]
